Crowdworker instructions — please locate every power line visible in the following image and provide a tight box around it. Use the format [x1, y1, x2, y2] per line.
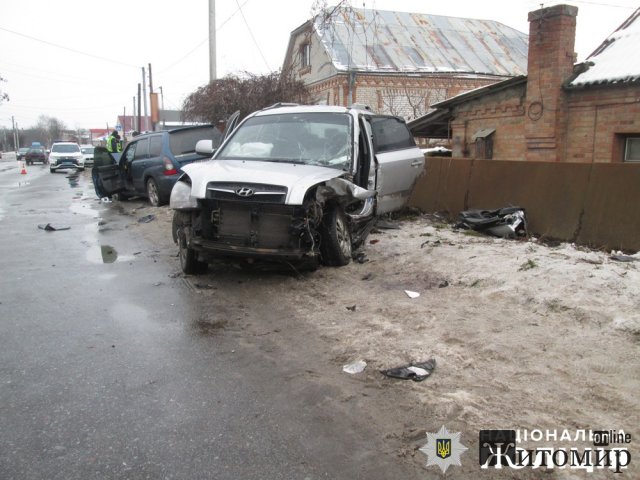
[235, 0, 271, 71]
[157, 0, 252, 74]
[0, 25, 138, 69]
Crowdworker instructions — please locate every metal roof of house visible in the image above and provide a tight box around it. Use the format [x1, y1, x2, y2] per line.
[570, 7, 640, 87]
[314, 7, 528, 77]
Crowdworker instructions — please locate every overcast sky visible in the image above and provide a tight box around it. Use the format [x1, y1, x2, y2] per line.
[1, 0, 637, 131]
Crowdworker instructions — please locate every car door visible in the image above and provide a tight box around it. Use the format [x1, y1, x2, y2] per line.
[221, 111, 240, 142]
[367, 116, 425, 214]
[129, 137, 150, 193]
[93, 146, 124, 197]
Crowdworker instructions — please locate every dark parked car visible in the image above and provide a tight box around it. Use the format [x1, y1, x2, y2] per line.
[17, 147, 30, 161]
[25, 147, 47, 165]
[92, 125, 222, 206]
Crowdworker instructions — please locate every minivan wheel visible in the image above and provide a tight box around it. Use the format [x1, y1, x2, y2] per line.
[146, 178, 161, 206]
[178, 230, 207, 274]
[320, 207, 352, 266]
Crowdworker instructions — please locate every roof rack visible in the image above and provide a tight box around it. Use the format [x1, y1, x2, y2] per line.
[263, 102, 300, 110]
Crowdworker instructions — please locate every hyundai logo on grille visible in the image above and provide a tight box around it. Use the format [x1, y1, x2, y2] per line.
[235, 187, 255, 197]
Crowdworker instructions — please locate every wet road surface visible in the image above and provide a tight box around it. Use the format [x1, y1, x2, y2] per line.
[0, 162, 425, 479]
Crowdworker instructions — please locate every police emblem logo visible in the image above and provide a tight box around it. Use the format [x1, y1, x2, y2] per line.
[437, 439, 452, 459]
[420, 425, 468, 473]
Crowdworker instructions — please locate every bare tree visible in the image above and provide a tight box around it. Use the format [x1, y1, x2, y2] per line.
[182, 69, 311, 124]
[0, 73, 9, 105]
[35, 115, 67, 146]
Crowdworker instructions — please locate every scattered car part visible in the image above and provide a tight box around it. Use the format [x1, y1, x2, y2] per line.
[456, 207, 527, 238]
[381, 359, 436, 381]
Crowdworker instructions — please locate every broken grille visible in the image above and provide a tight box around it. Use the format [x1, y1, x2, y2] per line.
[206, 182, 287, 204]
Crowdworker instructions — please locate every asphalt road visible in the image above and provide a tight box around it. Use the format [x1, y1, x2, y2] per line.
[0, 158, 424, 480]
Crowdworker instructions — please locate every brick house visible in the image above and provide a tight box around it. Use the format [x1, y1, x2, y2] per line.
[282, 6, 528, 123]
[409, 4, 640, 163]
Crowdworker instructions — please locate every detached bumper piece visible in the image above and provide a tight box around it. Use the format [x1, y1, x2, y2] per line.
[456, 206, 527, 238]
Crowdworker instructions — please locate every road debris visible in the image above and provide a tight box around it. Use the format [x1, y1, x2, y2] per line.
[381, 359, 436, 382]
[342, 360, 367, 374]
[404, 290, 420, 299]
[610, 254, 638, 263]
[38, 223, 70, 231]
[346, 305, 357, 311]
[138, 214, 156, 223]
[456, 207, 527, 238]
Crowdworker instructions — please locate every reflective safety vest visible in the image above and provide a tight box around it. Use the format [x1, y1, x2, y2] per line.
[106, 135, 122, 153]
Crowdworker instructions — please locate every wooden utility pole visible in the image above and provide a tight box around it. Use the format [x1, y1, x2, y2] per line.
[137, 83, 142, 132]
[209, 0, 216, 81]
[141, 67, 148, 131]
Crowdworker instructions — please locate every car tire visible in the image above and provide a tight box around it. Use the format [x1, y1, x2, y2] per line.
[50, 167, 55, 173]
[320, 206, 352, 266]
[146, 178, 163, 207]
[178, 229, 207, 275]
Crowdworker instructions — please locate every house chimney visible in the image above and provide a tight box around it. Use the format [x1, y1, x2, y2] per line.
[525, 4, 578, 161]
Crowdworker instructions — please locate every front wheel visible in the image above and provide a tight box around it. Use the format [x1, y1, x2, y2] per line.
[320, 207, 352, 266]
[178, 229, 207, 275]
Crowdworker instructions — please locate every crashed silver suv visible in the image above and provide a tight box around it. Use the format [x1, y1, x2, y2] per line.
[170, 104, 424, 273]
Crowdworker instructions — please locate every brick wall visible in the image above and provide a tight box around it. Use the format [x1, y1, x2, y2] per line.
[450, 84, 527, 159]
[565, 85, 640, 162]
[442, 4, 640, 164]
[307, 73, 506, 120]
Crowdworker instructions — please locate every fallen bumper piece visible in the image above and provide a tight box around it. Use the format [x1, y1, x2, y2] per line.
[381, 358, 436, 381]
[456, 206, 527, 238]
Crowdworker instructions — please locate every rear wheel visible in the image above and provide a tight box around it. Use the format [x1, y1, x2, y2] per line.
[320, 207, 352, 266]
[146, 178, 162, 206]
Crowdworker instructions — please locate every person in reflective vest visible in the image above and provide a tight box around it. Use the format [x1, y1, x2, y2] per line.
[106, 130, 122, 153]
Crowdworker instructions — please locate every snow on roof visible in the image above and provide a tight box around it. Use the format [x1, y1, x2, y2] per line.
[314, 7, 528, 77]
[570, 8, 640, 87]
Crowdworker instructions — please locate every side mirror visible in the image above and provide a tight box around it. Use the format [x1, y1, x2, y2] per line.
[195, 139, 216, 156]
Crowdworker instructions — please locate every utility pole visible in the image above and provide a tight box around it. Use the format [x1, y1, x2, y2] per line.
[137, 83, 142, 132]
[12, 116, 17, 151]
[159, 86, 165, 130]
[141, 67, 148, 131]
[148, 63, 157, 132]
[209, 0, 216, 81]
[133, 96, 136, 134]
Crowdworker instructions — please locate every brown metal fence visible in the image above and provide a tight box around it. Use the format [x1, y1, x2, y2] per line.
[408, 157, 640, 252]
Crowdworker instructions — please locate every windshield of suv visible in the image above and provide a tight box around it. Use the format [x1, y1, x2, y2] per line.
[52, 144, 80, 153]
[216, 112, 352, 170]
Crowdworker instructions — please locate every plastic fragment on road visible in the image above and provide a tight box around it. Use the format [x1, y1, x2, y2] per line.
[404, 290, 420, 299]
[610, 254, 638, 263]
[137, 214, 156, 223]
[381, 359, 436, 382]
[38, 223, 70, 231]
[343, 360, 367, 374]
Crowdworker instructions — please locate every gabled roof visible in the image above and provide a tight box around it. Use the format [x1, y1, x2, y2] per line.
[570, 7, 640, 87]
[312, 7, 528, 76]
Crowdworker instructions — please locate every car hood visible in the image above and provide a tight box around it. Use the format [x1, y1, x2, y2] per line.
[182, 160, 348, 205]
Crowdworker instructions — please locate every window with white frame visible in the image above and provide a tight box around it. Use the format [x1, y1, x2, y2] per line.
[624, 137, 640, 162]
[301, 44, 311, 68]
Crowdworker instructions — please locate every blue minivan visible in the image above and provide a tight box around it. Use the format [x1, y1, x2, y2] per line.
[92, 125, 222, 206]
